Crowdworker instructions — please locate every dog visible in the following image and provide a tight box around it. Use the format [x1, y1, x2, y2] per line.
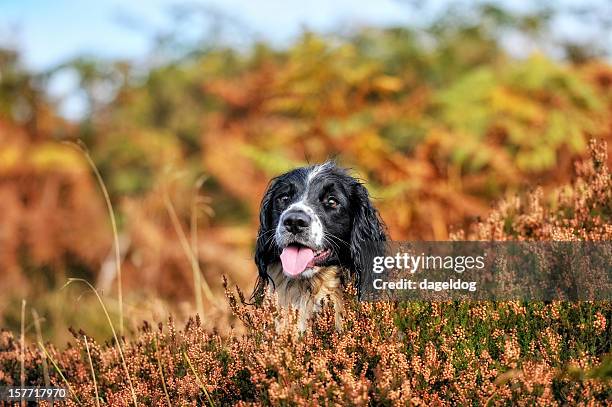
[252, 161, 387, 331]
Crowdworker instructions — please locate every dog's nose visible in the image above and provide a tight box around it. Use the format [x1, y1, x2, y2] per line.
[283, 211, 311, 234]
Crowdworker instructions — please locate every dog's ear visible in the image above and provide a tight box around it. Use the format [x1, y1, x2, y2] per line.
[251, 179, 278, 303]
[349, 181, 387, 298]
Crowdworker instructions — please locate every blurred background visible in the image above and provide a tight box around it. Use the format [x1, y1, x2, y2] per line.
[1, 0, 611, 342]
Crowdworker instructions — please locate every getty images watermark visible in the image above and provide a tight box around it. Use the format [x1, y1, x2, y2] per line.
[371, 251, 484, 292]
[359, 241, 612, 301]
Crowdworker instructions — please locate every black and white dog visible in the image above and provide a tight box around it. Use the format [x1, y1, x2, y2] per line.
[252, 162, 387, 330]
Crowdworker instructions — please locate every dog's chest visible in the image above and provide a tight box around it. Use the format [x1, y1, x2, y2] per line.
[266, 263, 343, 330]
[267, 263, 340, 307]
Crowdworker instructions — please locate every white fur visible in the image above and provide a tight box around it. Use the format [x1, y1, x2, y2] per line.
[306, 162, 332, 184]
[275, 163, 329, 249]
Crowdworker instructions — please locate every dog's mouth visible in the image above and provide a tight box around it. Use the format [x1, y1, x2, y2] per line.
[280, 244, 331, 277]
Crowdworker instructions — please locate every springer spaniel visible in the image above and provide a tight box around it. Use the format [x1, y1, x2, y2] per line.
[252, 162, 387, 331]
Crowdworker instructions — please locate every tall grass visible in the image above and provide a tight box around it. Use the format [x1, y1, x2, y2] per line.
[1, 141, 608, 405]
[190, 175, 210, 322]
[63, 278, 138, 407]
[163, 188, 215, 311]
[84, 335, 101, 407]
[39, 342, 82, 405]
[69, 141, 126, 336]
[153, 334, 172, 407]
[31, 309, 50, 387]
[184, 351, 215, 407]
[20, 300, 25, 407]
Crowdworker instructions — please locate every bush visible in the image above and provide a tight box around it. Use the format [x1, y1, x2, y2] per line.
[1, 141, 610, 406]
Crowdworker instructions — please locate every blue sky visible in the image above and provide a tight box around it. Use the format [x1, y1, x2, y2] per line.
[0, 0, 426, 118]
[1, 0, 420, 70]
[2, 0, 610, 71]
[1, 0, 608, 119]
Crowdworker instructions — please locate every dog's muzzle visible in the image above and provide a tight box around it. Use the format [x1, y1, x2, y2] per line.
[282, 210, 311, 235]
[276, 208, 329, 277]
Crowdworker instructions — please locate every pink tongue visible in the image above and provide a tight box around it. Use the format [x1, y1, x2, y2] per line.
[280, 246, 315, 276]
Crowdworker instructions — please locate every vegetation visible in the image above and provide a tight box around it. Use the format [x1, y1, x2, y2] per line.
[1, 143, 611, 405]
[0, 2, 611, 404]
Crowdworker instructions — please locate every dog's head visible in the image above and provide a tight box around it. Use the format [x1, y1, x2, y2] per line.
[253, 161, 387, 300]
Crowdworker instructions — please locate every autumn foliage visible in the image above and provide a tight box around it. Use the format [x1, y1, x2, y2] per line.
[1, 27, 611, 322]
[1, 5, 612, 404]
[1, 141, 611, 405]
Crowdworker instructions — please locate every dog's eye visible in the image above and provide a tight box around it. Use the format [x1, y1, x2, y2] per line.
[277, 194, 290, 205]
[325, 196, 339, 209]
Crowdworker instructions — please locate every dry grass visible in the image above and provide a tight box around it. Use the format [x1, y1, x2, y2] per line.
[0, 141, 610, 405]
[62, 278, 138, 407]
[70, 141, 126, 337]
[84, 335, 100, 407]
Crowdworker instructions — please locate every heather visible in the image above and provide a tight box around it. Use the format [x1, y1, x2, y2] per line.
[1, 3, 612, 404]
[1, 142, 610, 405]
[2, 6, 612, 338]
